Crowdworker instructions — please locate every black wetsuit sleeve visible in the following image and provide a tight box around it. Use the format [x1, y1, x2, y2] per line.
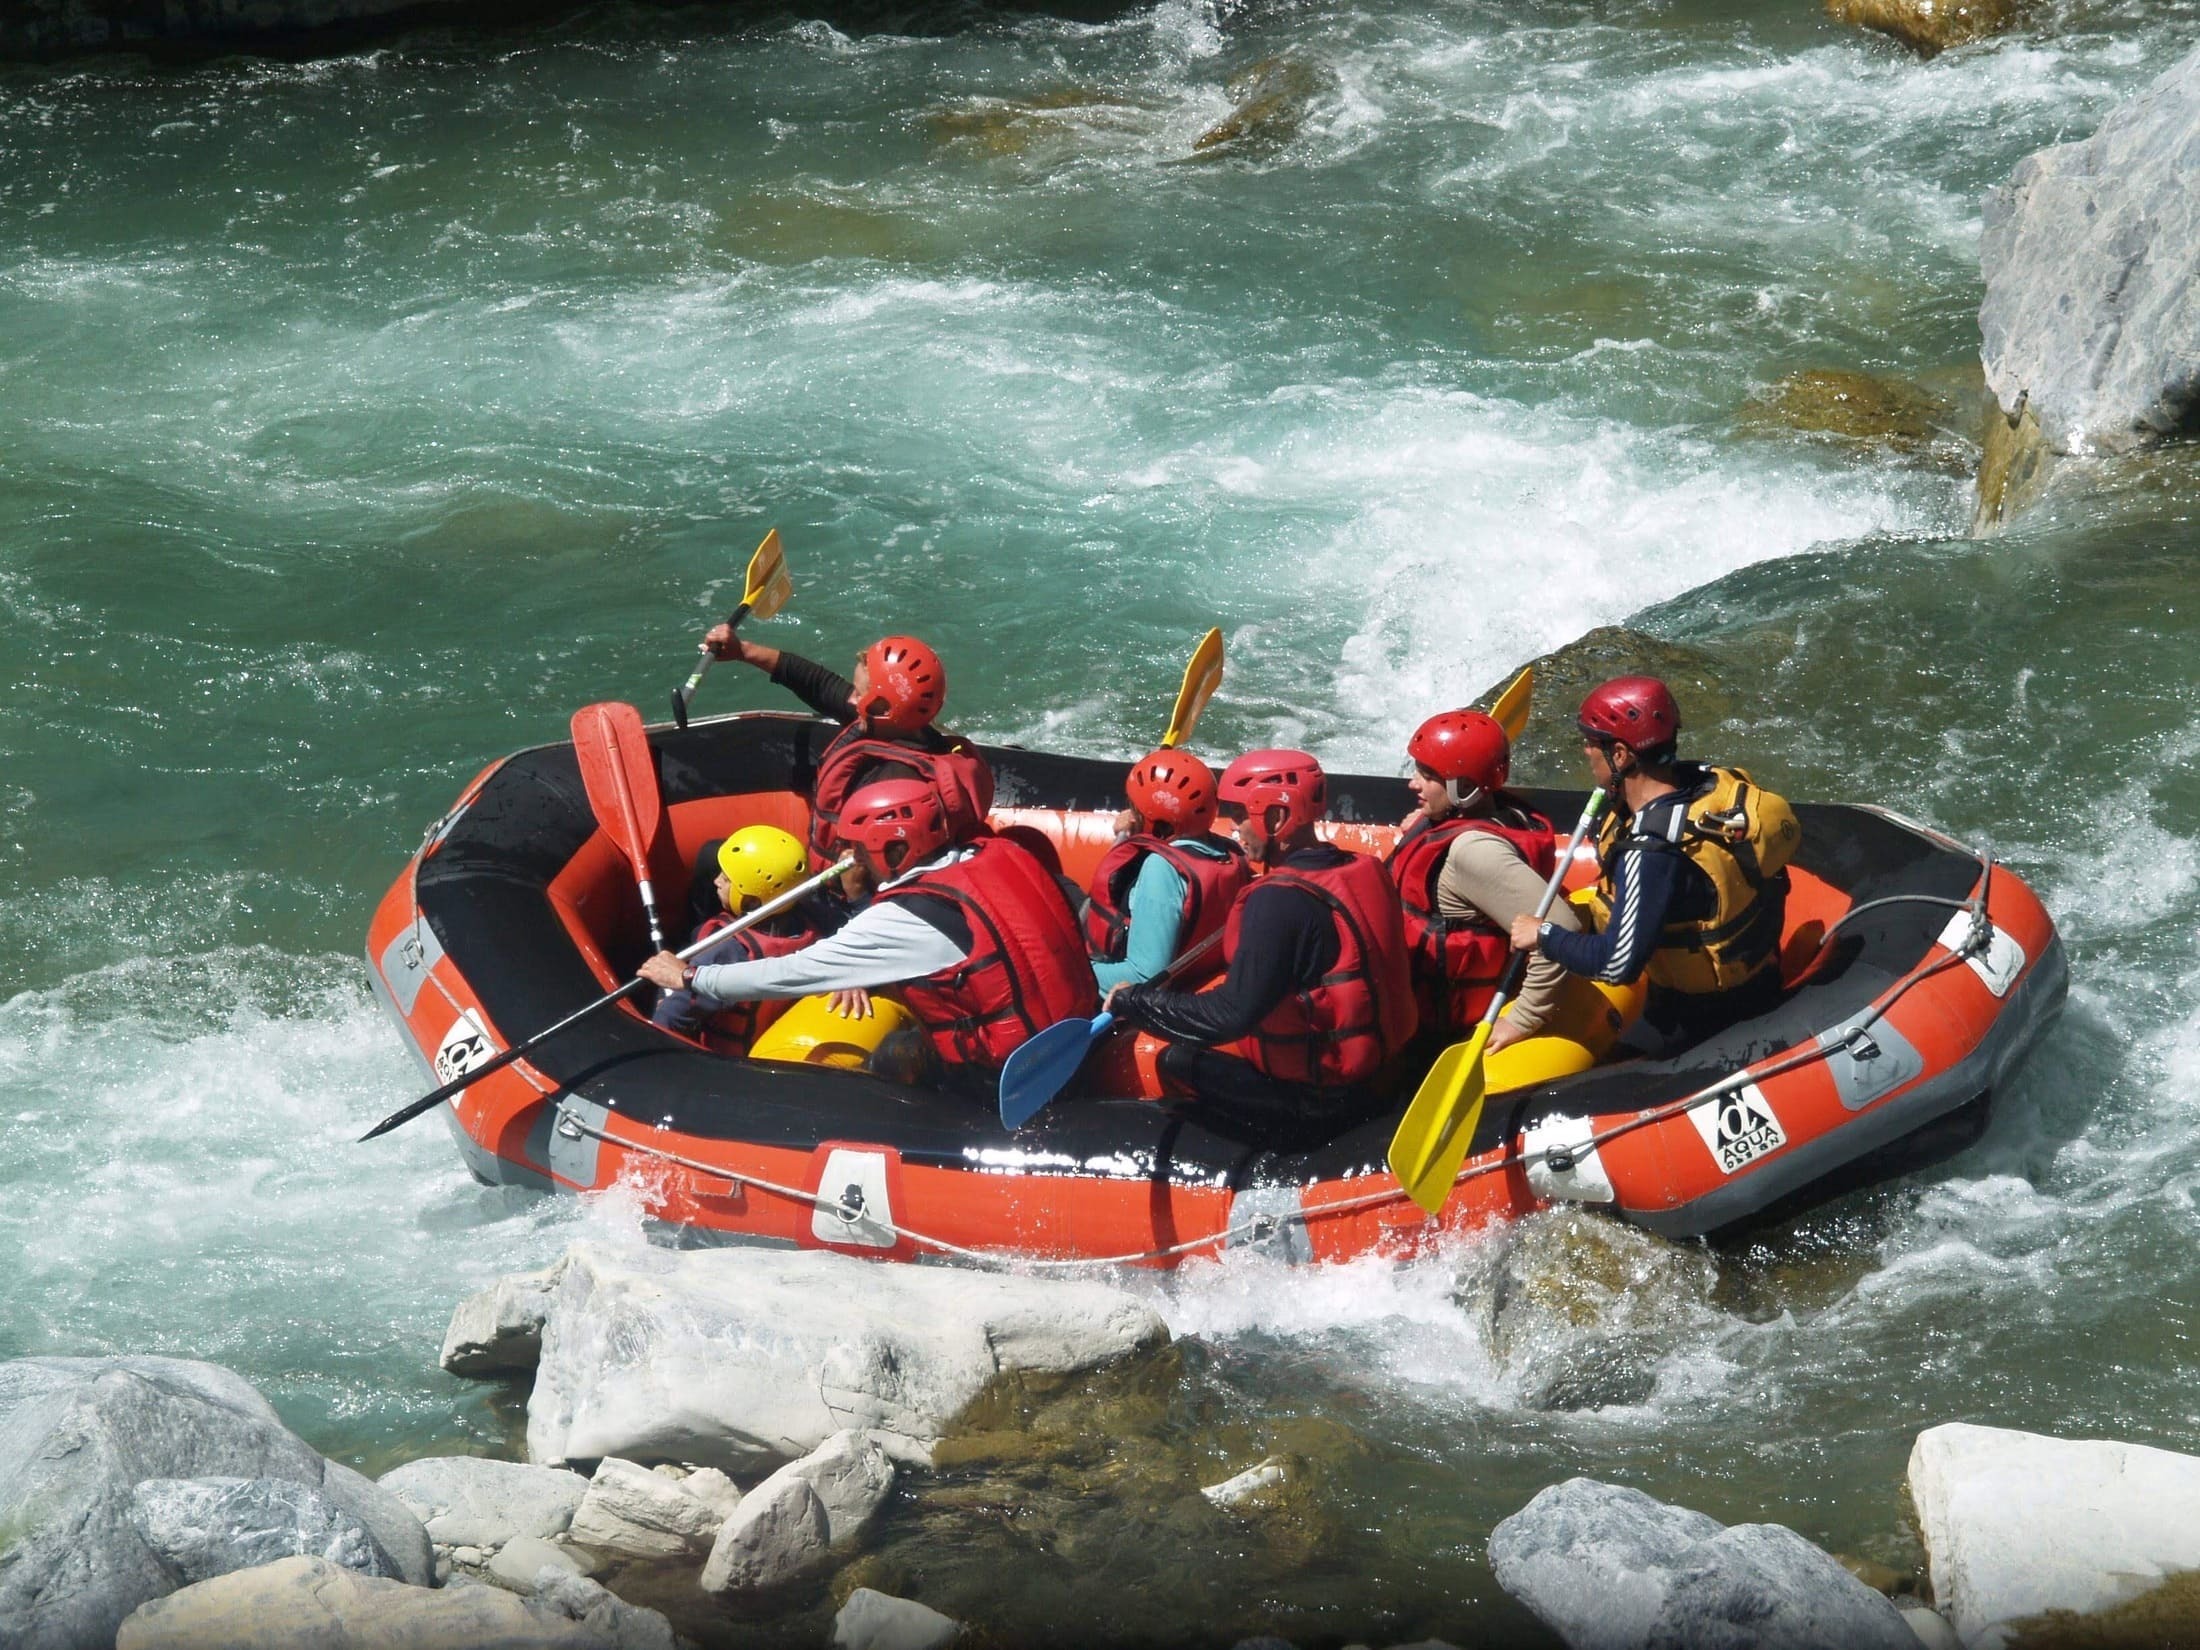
[1543, 838, 1684, 984]
[1111, 883, 1337, 1044]
[770, 650, 857, 724]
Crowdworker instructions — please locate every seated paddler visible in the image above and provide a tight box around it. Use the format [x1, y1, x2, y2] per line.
[1387, 707, 1577, 1053]
[650, 826, 836, 1054]
[1508, 675, 1800, 1058]
[1103, 750, 1417, 1136]
[1084, 748, 1249, 992]
[701, 628, 994, 859]
[637, 777, 1096, 1091]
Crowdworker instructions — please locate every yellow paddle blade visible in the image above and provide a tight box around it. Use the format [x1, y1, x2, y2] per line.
[743, 528, 793, 619]
[1385, 1023, 1495, 1217]
[1490, 666, 1534, 744]
[1161, 627, 1224, 750]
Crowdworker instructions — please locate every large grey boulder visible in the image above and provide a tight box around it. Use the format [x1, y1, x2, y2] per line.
[126, 1477, 397, 1586]
[1486, 1478, 1918, 1650]
[0, 1356, 432, 1650]
[518, 1242, 1168, 1471]
[699, 1429, 895, 1596]
[111, 1554, 681, 1650]
[1907, 1422, 2200, 1648]
[376, 1457, 587, 1552]
[1979, 45, 2200, 456]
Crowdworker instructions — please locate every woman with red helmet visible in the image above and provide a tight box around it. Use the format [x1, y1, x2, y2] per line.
[1083, 749, 1249, 992]
[1104, 749, 1416, 1137]
[1386, 707, 1577, 1048]
[703, 628, 995, 860]
[1507, 675, 1800, 1057]
[639, 777, 1095, 1087]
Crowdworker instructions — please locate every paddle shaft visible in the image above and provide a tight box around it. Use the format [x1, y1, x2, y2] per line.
[673, 596, 753, 727]
[359, 857, 853, 1142]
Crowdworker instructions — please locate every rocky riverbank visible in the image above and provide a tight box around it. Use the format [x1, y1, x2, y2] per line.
[9, 1236, 2200, 1648]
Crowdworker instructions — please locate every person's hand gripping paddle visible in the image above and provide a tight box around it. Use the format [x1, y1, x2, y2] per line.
[672, 528, 793, 730]
[357, 855, 853, 1143]
[1386, 786, 1606, 1217]
[998, 629, 1227, 1129]
[571, 701, 672, 952]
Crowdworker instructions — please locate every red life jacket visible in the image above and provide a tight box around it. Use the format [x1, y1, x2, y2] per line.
[1222, 852, 1417, 1088]
[875, 835, 1099, 1072]
[808, 722, 996, 860]
[1081, 834, 1250, 966]
[690, 913, 818, 1051]
[1384, 803, 1556, 1031]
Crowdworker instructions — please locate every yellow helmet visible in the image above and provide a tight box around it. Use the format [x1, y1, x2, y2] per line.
[715, 825, 808, 913]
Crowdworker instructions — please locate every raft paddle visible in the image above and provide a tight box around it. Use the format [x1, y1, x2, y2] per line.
[572, 701, 672, 951]
[672, 528, 792, 730]
[1490, 665, 1533, 743]
[999, 928, 1225, 1129]
[358, 856, 855, 1142]
[1385, 786, 1606, 1217]
[1160, 627, 1224, 750]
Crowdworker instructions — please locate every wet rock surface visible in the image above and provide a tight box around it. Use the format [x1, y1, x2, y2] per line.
[830, 1586, 961, 1650]
[1979, 44, 2200, 457]
[1482, 626, 1740, 780]
[1823, 0, 2021, 57]
[1488, 1476, 1919, 1650]
[1191, 55, 1337, 159]
[0, 1355, 432, 1649]
[1737, 368, 1959, 457]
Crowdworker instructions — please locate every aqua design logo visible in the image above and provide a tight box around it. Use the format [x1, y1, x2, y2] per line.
[433, 1009, 495, 1089]
[1686, 1082, 1787, 1174]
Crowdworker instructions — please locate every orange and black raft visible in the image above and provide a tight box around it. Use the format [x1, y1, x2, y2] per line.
[365, 711, 2065, 1267]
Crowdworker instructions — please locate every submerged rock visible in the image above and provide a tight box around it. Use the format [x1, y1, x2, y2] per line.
[1488, 1477, 1918, 1650]
[513, 1242, 1168, 1471]
[1907, 1422, 2200, 1648]
[112, 1554, 681, 1650]
[1823, 0, 2020, 57]
[376, 1456, 587, 1552]
[1738, 368, 1953, 452]
[0, 1355, 432, 1649]
[1979, 45, 2200, 457]
[832, 1586, 961, 1650]
[1467, 1208, 1720, 1411]
[126, 1476, 397, 1587]
[1973, 397, 2054, 533]
[928, 89, 1156, 161]
[1480, 627, 1736, 782]
[1191, 56, 1336, 158]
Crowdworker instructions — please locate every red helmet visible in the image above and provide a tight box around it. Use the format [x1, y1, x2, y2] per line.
[1218, 749, 1326, 846]
[1126, 749, 1218, 837]
[1407, 709, 1510, 799]
[858, 636, 946, 735]
[1578, 675, 1681, 754]
[838, 778, 950, 874]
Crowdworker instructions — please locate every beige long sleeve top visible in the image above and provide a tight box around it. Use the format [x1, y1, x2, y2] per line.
[1436, 830, 1580, 1035]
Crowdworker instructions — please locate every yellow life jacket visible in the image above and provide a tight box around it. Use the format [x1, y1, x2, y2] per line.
[1584, 765, 1801, 995]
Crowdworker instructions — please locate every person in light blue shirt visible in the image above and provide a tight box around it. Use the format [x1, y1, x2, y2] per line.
[1080, 749, 1250, 991]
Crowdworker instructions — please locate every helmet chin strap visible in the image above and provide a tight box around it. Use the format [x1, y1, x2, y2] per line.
[1444, 780, 1487, 811]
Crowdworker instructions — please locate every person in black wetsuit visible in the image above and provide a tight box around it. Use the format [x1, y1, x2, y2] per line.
[1508, 676, 1799, 1058]
[703, 628, 995, 859]
[1104, 749, 1416, 1141]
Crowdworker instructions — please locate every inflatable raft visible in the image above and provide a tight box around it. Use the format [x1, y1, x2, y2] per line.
[365, 711, 2066, 1266]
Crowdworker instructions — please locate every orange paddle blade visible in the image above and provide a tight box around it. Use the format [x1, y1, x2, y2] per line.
[570, 701, 662, 879]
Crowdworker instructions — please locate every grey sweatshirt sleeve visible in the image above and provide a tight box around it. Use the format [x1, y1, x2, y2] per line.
[689, 902, 966, 1001]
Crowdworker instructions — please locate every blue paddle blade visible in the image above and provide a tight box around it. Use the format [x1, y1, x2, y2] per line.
[999, 1011, 1113, 1129]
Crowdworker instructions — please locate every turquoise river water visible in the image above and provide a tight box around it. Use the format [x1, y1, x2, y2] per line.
[3, 0, 2198, 1642]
